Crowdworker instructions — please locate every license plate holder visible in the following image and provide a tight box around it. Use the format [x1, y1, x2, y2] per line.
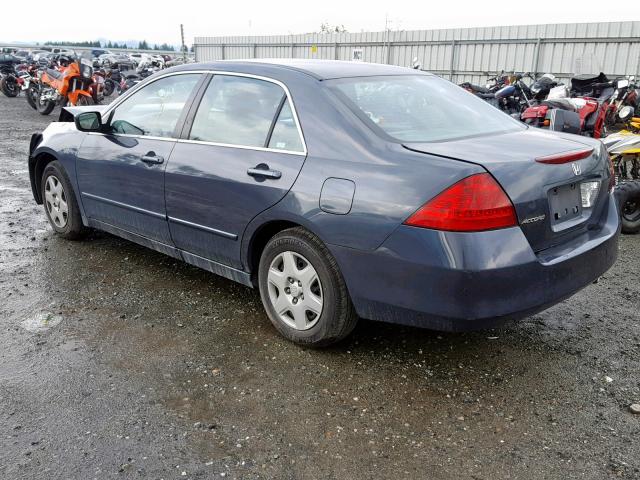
[548, 182, 582, 229]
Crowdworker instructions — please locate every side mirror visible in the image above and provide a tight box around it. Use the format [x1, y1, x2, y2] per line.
[75, 111, 103, 132]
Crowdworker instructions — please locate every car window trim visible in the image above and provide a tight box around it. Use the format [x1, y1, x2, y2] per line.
[264, 94, 287, 148]
[170, 74, 211, 139]
[177, 73, 214, 140]
[180, 71, 307, 155]
[103, 71, 205, 140]
[98, 70, 307, 155]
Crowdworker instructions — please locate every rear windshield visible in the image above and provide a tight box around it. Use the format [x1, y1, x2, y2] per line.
[328, 75, 524, 143]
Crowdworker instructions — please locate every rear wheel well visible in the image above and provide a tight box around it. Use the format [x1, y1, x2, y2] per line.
[33, 153, 58, 203]
[248, 220, 301, 284]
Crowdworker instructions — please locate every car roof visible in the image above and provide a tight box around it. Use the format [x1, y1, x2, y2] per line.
[174, 59, 431, 80]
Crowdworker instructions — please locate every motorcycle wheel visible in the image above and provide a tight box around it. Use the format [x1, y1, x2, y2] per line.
[26, 84, 38, 110]
[0, 76, 19, 97]
[104, 79, 116, 97]
[615, 181, 640, 234]
[75, 95, 94, 106]
[36, 88, 56, 115]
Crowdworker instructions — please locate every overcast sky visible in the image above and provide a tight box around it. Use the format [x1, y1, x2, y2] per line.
[1, 0, 633, 45]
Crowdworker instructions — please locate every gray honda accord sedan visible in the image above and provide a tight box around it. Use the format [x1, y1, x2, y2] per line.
[28, 59, 619, 346]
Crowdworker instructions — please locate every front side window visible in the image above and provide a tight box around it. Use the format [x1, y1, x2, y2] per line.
[110, 73, 200, 138]
[328, 75, 524, 143]
[190, 75, 296, 149]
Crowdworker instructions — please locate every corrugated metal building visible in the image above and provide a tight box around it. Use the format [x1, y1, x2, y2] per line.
[194, 21, 640, 84]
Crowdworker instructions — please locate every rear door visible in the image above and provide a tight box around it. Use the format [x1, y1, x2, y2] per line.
[76, 72, 203, 244]
[165, 73, 307, 269]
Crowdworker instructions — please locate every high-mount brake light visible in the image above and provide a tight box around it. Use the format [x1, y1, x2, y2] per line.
[403, 173, 517, 232]
[535, 148, 593, 164]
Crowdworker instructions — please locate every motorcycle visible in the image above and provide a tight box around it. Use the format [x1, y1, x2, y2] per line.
[16, 62, 40, 109]
[520, 72, 616, 138]
[115, 66, 159, 96]
[98, 67, 129, 97]
[0, 55, 21, 97]
[116, 71, 143, 95]
[461, 72, 533, 115]
[607, 76, 638, 126]
[528, 73, 559, 103]
[90, 70, 105, 104]
[603, 109, 640, 233]
[35, 54, 95, 115]
[493, 73, 534, 115]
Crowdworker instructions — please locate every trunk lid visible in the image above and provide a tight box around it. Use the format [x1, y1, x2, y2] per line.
[403, 128, 611, 252]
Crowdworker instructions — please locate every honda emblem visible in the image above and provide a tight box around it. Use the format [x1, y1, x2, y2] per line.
[571, 162, 581, 176]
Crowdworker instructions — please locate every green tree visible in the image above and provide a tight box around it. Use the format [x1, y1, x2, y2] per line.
[319, 23, 347, 34]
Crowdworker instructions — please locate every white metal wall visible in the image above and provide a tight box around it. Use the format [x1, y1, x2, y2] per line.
[194, 22, 640, 85]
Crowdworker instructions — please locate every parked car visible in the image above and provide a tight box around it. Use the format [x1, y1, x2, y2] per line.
[165, 57, 193, 67]
[35, 52, 64, 67]
[90, 49, 111, 66]
[42, 47, 76, 56]
[128, 53, 163, 69]
[127, 52, 149, 64]
[98, 52, 131, 67]
[27, 60, 619, 346]
[13, 50, 30, 62]
[31, 50, 52, 62]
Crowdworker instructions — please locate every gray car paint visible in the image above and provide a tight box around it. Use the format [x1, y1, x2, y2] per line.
[28, 60, 620, 330]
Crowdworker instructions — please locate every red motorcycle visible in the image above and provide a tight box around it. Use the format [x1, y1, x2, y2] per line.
[520, 72, 616, 138]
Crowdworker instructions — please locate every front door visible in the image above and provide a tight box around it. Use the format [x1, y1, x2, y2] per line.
[165, 73, 307, 269]
[76, 73, 203, 245]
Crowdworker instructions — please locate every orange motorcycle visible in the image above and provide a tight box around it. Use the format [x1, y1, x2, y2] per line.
[35, 54, 94, 115]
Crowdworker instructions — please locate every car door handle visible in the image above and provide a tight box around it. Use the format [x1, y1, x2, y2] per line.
[141, 153, 164, 164]
[247, 166, 282, 179]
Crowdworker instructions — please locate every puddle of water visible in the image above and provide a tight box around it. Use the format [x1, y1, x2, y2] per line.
[20, 312, 63, 332]
[0, 186, 24, 192]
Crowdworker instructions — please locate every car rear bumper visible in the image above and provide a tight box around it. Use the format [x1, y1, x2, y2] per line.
[329, 193, 620, 331]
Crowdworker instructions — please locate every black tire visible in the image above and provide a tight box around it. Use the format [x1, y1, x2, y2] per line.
[615, 181, 640, 234]
[104, 78, 115, 97]
[36, 87, 55, 115]
[75, 95, 94, 106]
[26, 83, 38, 110]
[258, 227, 358, 347]
[0, 76, 19, 97]
[41, 161, 88, 240]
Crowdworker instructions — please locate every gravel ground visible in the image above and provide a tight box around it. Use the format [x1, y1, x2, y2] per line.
[0, 94, 639, 480]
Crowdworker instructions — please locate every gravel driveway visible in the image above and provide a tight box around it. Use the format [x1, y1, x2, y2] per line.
[0, 94, 639, 479]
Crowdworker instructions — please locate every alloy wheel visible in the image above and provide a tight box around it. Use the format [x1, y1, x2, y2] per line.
[267, 251, 323, 330]
[44, 175, 68, 228]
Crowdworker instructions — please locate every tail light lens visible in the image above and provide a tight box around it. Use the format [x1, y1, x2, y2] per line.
[404, 173, 517, 232]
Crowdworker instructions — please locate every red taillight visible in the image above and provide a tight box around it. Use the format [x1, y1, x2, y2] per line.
[535, 148, 593, 164]
[404, 173, 517, 232]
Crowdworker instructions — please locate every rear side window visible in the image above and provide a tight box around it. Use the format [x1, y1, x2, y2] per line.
[110, 73, 201, 138]
[268, 102, 304, 152]
[189, 75, 304, 152]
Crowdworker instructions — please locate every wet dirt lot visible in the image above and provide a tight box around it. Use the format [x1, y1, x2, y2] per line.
[0, 94, 639, 480]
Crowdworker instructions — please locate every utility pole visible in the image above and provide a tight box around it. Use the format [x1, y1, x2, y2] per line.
[180, 24, 186, 61]
[384, 14, 389, 65]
